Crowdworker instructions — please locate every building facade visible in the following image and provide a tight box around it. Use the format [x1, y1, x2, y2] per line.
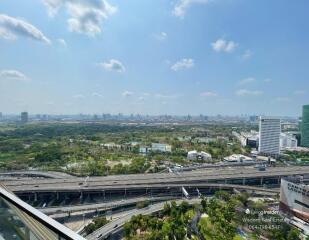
[151, 143, 172, 152]
[279, 177, 309, 222]
[258, 116, 281, 156]
[301, 104, 309, 147]
[21, 111, 28, 123]
[280, 133, 298, 149]
[187, 150, 212, 161]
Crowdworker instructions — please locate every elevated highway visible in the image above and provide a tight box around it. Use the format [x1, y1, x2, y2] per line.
[38, 184, 278, 217]
[0, 166, 306, 207]
[3, 166, 308, 194]
[0, 170, 74, 179]
[40, 196, 176, 217]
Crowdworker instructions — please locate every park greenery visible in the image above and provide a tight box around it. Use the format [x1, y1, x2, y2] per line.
[283, 150, 309, 163]
[0, 122, 247, 175]
[123, 191, 301, 240]
[83, 216, 109, 235]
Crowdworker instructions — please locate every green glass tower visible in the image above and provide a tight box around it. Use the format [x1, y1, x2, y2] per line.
[301, 104, 309, 147]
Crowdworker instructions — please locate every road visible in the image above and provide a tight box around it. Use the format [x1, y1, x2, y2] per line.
[2, 166, 308, 193]
[0, 170, 74, 179]
[40, 196, 176, 216]
[86, 198, 201, 240]
[38, 184, 278, 217]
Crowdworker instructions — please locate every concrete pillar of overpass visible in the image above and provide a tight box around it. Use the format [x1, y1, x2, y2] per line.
[242, 178, 246, 185]
[224, 179, 227, 184]
[277, 176, 281, 185]
[260, 177, 263, 186]
[56, 192, 59, 200]
[80, 191, 83, 200]
[34, 192, 37, 202]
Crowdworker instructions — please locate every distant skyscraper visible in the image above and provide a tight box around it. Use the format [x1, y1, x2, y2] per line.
[258, 116, 281, 155]
[0, 112, 2, 120]
[301, 105, 309, 147]
[249, 115, 258, 123]
[21, 112, 28, 123]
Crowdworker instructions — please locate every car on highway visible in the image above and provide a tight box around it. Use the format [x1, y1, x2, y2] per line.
[255, 164, 266, 171]
[96, 233, 103, 239]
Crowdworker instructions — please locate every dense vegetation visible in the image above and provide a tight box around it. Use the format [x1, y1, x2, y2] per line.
[84, 216, 109, 235]
[124, 201, 195, 240]
[283, 150, 309, 162]
[123, 192, 301, 240]
[0, 122, 248, 175]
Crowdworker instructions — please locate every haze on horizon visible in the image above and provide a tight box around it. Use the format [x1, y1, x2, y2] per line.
[0, 0, 308, 117]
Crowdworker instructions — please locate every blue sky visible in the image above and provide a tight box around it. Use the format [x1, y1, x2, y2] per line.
[0, 0, 308, 116]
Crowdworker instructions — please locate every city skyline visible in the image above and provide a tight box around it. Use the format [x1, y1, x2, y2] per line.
[0, 0, 308, 116]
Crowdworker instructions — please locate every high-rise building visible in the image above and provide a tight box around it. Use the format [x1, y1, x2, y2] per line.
[21, 111, 28, 123]
[258, 116, 281, 155]
[0, 112, 2, 121]
[301, 104, 309, 147]
[280, 133, 298, 149]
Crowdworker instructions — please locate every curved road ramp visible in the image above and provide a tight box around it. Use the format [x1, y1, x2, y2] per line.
[86, 198, 201, 240]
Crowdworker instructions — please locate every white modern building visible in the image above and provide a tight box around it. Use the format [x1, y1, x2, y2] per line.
[232, 130, 259, 148]
[280, 133, 298, 150]
[258, 116, 281, 156]
[187, 150, 212, 161]
[223, 154, 254, 164]
[151, 143, 172, 152]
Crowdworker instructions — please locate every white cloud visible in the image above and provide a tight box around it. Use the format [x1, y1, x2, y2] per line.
[92, 92, 103, 98]
[236, 89, 263, 96]
[211, 38, 237, 53]
[122, 91, 133, 97]
[154, 32, 167, 41]
[138, 96, 145, 101]
[275, 97, 290, 102]
[200, 91, 217, 97]
[0, 69, 29, 81]
[263, 78, 272, 83]
[238, 77, 255, 85]
[42, 0, 117, 36]
[72, 94, 85, 99]
[293, 90, 306, 95]
[57, 38, 67, 46]
[155, 94, 179, 99]
[171, 58, 194, 71]
[98, 59, 125, 73]
[241, 49, 252, 60]
[225, 41, 237, 52]
[0, 14, 50, 44]
[173, 0, 209, 18]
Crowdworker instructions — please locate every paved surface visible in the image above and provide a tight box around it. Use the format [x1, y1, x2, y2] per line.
[0, 170, 74, 179]
[86, 198, 201, 240]
[2, 166, 308, 193]
[40, 196, 176, 216]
